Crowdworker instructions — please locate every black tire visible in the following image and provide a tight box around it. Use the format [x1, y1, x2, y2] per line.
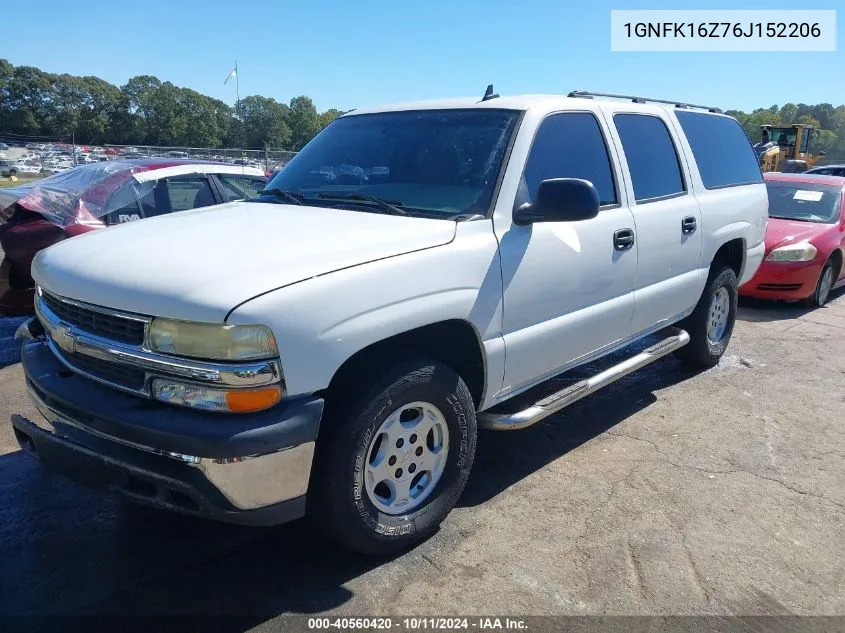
[309, 358, 477, 555]
[674, 266, 738, 369]
[807, 261, 835, 308]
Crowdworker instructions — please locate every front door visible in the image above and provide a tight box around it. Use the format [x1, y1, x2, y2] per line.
[494, 110, 637, 397]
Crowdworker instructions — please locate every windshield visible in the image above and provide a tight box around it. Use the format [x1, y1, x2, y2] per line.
[766, 181, 842, 223]
[263, 109, 521, 216]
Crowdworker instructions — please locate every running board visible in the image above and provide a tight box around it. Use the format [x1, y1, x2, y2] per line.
[478, 327, 690, 430]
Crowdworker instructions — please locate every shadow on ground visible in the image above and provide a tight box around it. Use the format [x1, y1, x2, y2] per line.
[0, 317, 27, 369]
[0, 336, 701, 628]
[736, 287, 844, 323]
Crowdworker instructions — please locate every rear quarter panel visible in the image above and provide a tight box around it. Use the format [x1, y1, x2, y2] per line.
[666, 111, 768, 286]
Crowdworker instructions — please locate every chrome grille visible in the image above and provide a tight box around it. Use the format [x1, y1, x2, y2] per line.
[53, 347, 146, 391]
[42, 292, 146, 345]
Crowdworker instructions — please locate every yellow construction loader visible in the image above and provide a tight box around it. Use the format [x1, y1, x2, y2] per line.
[755, 124, 823, 173]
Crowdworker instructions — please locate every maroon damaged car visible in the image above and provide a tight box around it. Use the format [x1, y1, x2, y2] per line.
[0, 160, 266, 316]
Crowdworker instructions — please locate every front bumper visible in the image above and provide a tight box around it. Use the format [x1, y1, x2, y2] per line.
[12, 340, 324, 526]
[739, 259, 823, 301]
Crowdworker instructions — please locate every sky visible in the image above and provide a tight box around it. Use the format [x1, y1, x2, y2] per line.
[1, 0, 842, 114]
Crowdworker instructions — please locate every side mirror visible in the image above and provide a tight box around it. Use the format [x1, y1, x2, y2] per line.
[513, 178, 600, 226]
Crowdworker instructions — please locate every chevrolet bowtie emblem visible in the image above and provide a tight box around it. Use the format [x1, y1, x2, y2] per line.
[53, 323, 77, 354]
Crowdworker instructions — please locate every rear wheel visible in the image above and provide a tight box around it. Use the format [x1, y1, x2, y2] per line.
[807, 262, 835, 307]
[309, 358, 477, 555]
[674, 265, 738, 369]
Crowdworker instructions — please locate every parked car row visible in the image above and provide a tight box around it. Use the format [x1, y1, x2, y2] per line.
[1, 142, 280, 177]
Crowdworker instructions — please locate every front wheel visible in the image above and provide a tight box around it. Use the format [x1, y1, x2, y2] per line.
[309, 358, 477, 555]
[807, 261, 835, 308]
[674, 265, 738, 368]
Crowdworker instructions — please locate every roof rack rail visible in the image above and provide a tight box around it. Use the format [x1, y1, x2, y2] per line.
[567, 91, 722, 114]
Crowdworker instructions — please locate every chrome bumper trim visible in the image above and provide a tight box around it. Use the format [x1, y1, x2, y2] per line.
[25, 383, 314, 510]
[34, 293, 282, 397]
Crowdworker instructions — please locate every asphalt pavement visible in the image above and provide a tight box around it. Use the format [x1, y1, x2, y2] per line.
[0, 290, 843, 629]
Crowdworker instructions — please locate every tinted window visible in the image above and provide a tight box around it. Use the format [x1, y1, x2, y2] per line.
[676, 111, 763, 189]
[614, 114, 685, 202]
[217, 175, 266, 201]
[520, 112, 616, 206]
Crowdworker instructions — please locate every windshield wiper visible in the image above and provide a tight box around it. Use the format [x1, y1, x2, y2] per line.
[317, 191, 408, 216]
[255, 188, 304, 205]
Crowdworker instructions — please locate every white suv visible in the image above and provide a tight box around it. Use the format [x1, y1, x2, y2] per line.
[14, 89, 767, 554]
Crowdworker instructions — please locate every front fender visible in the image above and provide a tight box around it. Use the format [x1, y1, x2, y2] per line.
[226, 221, 504, 398]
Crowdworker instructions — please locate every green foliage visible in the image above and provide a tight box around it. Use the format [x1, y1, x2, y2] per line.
[732, 102, 845, 158]
[0, 59, 342, 150]
[3, 57, 843, 160]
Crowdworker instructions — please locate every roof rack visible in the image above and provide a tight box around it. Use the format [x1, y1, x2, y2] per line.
[567, 91, 722, 114]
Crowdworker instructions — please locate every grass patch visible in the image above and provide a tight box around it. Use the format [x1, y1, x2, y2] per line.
[0, 175, 44, 188]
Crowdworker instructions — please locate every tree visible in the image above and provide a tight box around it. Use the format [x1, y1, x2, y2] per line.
[238, 95, 291, 148]
[288, 96, 320, 150]
[318, 108, 344, 131]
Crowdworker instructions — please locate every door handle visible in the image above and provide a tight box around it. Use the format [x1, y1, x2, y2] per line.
[681, 216, 697, 234]
[613, 228, 635, 251]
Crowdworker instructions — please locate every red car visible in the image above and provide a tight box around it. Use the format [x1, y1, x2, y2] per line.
[740, 172, 845, 306]
[0, 160, 266, 316]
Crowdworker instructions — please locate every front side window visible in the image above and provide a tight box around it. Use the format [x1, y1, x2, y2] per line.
[519, 112, 617, 207]
[264, 109, 521, 216]
[766, 181, 842, 223]
[614, 114, 685, 202]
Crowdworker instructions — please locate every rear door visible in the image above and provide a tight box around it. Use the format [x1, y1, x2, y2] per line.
[601, 105, 703, 333]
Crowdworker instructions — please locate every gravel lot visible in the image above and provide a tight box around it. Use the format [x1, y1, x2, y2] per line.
[0, 289, 843, 627]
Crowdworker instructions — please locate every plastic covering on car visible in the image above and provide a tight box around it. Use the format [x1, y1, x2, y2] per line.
[0, 162, 154, 228]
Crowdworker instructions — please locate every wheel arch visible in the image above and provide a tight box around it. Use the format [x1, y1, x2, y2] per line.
[712, 237, 745, 279]
[827, 248, 843, 281]
[322, 319, 487, 410]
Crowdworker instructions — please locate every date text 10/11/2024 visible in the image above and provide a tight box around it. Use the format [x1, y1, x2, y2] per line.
[307, 617, 529, 630]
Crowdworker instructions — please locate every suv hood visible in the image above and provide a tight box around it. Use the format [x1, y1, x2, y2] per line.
[33, 201, 457, 322]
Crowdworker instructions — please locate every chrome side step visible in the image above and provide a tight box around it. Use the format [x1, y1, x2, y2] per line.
[478, 327, 690, 430]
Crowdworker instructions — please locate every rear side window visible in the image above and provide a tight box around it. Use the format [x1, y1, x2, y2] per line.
[614, 114, 685, 202]
[675, 111, 763, 189]
[520, 112, 617, 206]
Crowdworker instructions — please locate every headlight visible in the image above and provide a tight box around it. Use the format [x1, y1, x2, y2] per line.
[148, 319, 278, 361]
[152, 379, 282, 413]
[764, 243, 817, 263]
